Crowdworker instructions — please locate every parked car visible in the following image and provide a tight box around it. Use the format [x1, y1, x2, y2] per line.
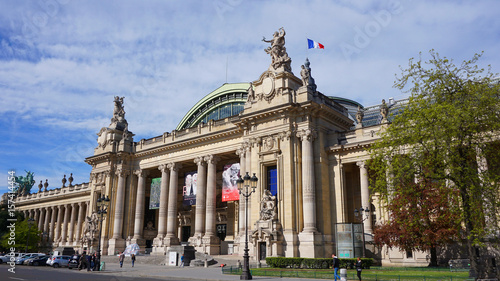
[68, 255, 81, 269]
[47, 255, 71, 268]
[0, 253, 22, 264]
[29, 255, 49, 266]
[15, 253, 45, 265]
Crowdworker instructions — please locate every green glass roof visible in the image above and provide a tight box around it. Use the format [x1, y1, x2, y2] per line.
[176, 83, 249, 130]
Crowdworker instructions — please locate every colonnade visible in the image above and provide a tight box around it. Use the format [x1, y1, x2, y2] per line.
[22, 201, 89, 246]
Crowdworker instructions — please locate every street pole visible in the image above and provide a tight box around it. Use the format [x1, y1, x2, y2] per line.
[237, 172, 258, 280]
[96, 195, 110, 271]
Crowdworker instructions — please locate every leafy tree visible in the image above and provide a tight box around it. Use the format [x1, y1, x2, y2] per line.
[369, 51, 500, 278]
[0, 218, 40, 253]
[373, 176, 461, 266]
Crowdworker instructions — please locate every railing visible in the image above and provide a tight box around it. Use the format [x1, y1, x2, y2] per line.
[221, 266, 474, 281]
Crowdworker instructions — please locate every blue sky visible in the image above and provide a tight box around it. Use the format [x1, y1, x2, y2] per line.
[1, 0, 500, 194]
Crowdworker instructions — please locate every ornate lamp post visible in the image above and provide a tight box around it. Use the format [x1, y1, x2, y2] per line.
[25, 218, 35, 253]
[237, 172, 258, 280]
[96, 195, 110, 271]
[354, 207, 370, 258]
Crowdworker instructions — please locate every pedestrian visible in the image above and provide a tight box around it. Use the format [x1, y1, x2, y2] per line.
[86, 253, 92, 271]
[79, 251, 89, 271]
[93, 253, 100, 271]
[332, 254, 341, 281]
[90, 254, 95, 271]
[119, 252, 125, 268]
[356, 257, 363, 281]
[131, 254, 136, 267]
[179, 254, 184, 267]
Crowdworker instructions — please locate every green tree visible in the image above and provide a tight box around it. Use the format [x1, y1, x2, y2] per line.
[0, 218, 40, 253]
[369, 51, 500, 278]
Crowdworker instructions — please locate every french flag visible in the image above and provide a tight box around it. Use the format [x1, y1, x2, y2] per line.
[307, 38, 324, 49]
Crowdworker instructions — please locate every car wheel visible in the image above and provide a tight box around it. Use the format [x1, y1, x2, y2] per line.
[53, 263, 59, 268]
[34, 262, 39, 266]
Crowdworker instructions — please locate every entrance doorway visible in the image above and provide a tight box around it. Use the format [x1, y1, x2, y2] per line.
[259, 242, 267, 260]
[182, 226, 191, 242]
[216, 224, 227, 241]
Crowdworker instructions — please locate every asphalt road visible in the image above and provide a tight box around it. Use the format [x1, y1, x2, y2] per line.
[0, 264, 167, 281]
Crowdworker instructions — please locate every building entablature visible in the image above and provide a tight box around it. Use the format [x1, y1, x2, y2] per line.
[15, 182, 90, 208]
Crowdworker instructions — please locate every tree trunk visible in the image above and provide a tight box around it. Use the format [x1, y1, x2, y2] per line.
[429, 246, 438, 267]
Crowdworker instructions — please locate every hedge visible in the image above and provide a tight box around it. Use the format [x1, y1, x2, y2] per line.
[266, 257, 373, 269]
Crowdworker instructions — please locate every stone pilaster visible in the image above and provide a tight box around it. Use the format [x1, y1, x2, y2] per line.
[189, 156, 207, 249]
[35, 208, 41, 230]
[43, 207, 50, 242]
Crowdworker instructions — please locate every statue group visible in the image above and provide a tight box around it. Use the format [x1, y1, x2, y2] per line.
[14, 170, 35, 196]
[263, 27, 292, 72]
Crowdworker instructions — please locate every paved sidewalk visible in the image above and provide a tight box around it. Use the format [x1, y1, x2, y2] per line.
[73, 258, 332, 281]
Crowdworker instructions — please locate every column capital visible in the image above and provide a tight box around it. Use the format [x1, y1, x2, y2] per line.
[235, 147, 246, 158]
[158, 164, 168, 173]
[296, 128, 317, 142]
[194, 157, 207, 166]
[356, 161, 367, 169]
[204, 155, 220, 164]
[135, 169, 150, 178]
[115, 168, 130, 177]
[167, 162, 182, 171]
[78, 202, 84, 207]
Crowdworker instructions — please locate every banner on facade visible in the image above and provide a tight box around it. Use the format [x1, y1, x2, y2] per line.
[183, 171, 197, 205]
[222, 163, 240, 202]
[149, 177, 161, 209]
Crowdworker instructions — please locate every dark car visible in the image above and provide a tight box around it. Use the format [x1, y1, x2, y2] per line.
[68, 255, 81, 269]
[29, 255, 49, 266]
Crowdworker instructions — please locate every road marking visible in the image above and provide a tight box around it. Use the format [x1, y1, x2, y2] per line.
[9, 278, 26, 281]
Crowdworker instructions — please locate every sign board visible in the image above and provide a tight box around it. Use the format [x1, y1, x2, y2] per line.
[168, 252, 178, 266]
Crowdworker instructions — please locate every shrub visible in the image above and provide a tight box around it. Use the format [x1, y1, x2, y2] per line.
[266, 257, 373, 269]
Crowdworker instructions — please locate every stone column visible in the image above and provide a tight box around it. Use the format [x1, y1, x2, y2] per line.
[61, 204, 71, 243]
[193, 156, 207, 238]
[236, 146, 246, 236]
[75, 202, 85, 244]
[132, 169, 149, 245]
[204, 155, 219, 238]
[35, 209, 41, 230]
[38, 208, 43, 231]
[49, 206, 57, 243]
[297, 129, 317, 232]
[357, 161, 373, 234]
[112, 168, 129, 239]
[156, 165, 169, 239]
[54, 205, 63, 244]
[164, 162, 182, 245]
[68, 203, 77, 243]
[43, 207, 50, 241]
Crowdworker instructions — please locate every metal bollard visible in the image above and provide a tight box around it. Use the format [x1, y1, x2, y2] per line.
[340, 268, 347, 281]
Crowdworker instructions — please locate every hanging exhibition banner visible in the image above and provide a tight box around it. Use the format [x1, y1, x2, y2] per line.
[149, 177, 161, 209]
[183, 171, 197, 205]
[222, 163, 240, 202]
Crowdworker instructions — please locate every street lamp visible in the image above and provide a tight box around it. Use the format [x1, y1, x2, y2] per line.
[25, 218, 35, 253]
[96, 194, 110, 271]
[237, 172, 258, 280]
[354, 207, 370, 258]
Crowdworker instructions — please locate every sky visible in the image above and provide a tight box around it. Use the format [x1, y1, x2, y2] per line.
[1, 0, 499, 195]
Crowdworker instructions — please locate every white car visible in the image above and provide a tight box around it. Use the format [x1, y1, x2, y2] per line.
[47, 255, 71, 268]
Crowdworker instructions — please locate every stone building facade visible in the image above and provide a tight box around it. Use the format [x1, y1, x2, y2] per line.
[13, 29, 456, 266]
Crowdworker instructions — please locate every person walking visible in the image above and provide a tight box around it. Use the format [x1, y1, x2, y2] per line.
[131, 254, 136, 267]
[179, 254, 184, 267]
[119, 252, 125, 268]
[79, 252, 89, 271]
[356, 257, 363, 281]
[332, 254, 341, 281]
